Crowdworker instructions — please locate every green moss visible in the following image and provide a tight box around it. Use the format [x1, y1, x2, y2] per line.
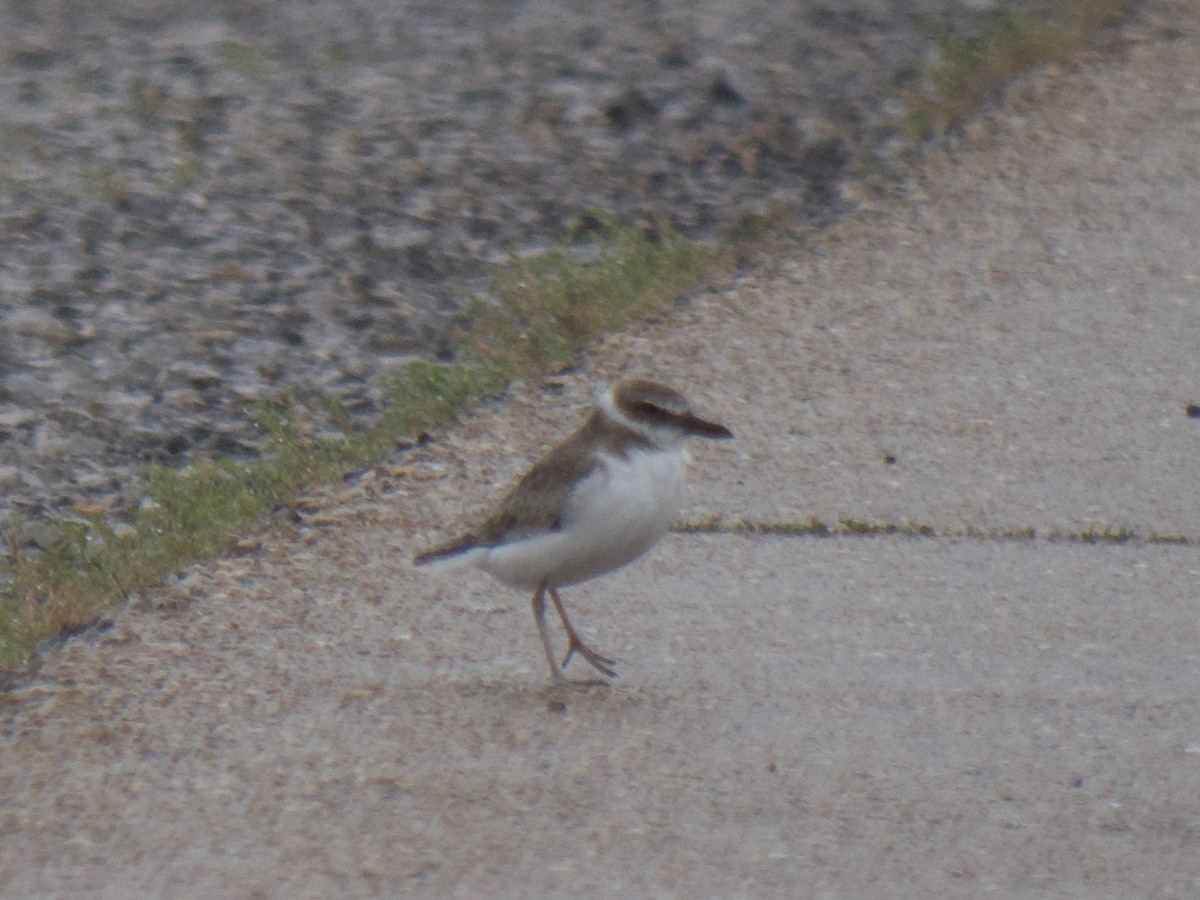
[1054, 523, 1139, 544]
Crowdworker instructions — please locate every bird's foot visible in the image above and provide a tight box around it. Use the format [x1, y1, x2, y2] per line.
[561, 634, 617, 679]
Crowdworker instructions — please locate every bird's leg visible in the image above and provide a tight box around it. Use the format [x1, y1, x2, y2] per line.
[548, 585, 617, 679]
[531, 583, 610, 687]
[532, 583, 565, 683]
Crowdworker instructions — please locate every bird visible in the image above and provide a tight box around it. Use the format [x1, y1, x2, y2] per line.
[414, 378, 733, 685]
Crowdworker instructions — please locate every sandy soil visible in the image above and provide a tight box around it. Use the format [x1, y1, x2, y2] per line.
[2, 1, 1199, 897]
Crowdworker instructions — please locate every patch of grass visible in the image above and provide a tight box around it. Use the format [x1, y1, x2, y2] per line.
[907, 0, 1135, 138]
[962, 524, 1038, 542]
[838, 517, 936, 537]
[673, 515, 834, 537]
[1051, 523, 1139, 544]
[0, 221, 723, 677]
[0, 362, 499, 673]
[469, 215, 724, 376]
[672, 513, 728, 534]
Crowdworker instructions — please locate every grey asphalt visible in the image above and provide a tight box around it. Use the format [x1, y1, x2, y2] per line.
[3, 2, 1199, 897]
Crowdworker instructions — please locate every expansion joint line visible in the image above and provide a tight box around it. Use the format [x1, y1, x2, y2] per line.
[673, 515, 1200, 547]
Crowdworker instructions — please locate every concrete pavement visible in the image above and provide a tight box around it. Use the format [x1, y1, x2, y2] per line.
[3, 1, 1199, 896]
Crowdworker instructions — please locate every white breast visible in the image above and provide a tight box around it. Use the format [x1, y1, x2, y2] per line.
[479, 446, 687, 590]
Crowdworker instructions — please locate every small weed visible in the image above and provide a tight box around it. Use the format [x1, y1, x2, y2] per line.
[673, 516, 836, 537]
[963, 524, 1038, 541]
[469, 216, 723, 377]
[672, 513, 727, 534]
[1061, 523, 1139, 544]
[906, 0, 1134, 138]
[1148, 532, 1191, 545]
[757, 518, 833, 537]
[839, 517, 892, 535]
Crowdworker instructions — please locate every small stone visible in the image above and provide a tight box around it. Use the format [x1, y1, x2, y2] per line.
[164, 363, 223, 391]
[160, 387, 208, 411]
[19, 522, 68, 552]
[0, 409, 39, 429]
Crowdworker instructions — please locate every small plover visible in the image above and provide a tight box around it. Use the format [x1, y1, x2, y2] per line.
[415, 379, 733, 684]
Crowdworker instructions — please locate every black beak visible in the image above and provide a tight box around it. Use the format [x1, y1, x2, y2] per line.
[679, 413, 733, 440]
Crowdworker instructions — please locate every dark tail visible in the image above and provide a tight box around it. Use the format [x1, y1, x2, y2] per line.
[413, 533, 480, 566]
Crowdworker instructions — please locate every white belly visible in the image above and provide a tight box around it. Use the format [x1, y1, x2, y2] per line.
[479, 446, 687, 590]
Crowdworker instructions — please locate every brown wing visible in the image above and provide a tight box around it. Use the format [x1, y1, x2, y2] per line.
[413, 414, 611, 564]
[479, 422, 603, 542]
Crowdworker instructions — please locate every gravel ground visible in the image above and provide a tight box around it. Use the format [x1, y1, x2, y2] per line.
[0, 0, 1056, 530]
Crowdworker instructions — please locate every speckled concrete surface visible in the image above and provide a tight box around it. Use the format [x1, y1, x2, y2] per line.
[3, 2, 1200, 897]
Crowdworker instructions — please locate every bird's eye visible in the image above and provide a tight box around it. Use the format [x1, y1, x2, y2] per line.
[632, 401, 675, 424]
